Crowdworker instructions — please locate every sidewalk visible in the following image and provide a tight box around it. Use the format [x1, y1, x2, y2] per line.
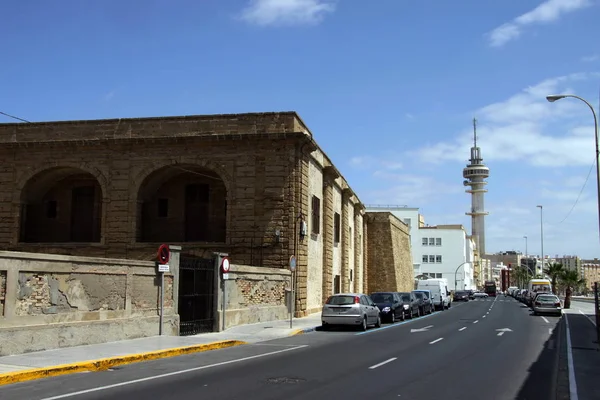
[0, 312, 321, 385]
[563, 302, 600, 400]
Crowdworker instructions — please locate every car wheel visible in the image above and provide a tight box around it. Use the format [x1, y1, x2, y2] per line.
[401, 311, 406, 321]
[321, 323, 329, 331]
[375, 315, 382, 328]
[361, 316, 368, 331]
[417, 308, 421, 317]
[391, 312, 396, 324]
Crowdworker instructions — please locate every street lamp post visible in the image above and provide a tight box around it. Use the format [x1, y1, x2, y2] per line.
[546, 94, 600, 246]
[523, 235, 528, 287]
[454, 261, 468, 291]
[537, 205, 544, 276]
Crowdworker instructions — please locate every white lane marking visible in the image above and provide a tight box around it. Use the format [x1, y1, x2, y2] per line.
[486, 311, 490, 314]
[39, 345, 309, 400]
[473, 320, 479, 324]
[497, 332, 505, 336]
[542, 316, 550, 323]
[459, 327, 467, 331]
[369, 357, 397, 370]
[549, 328, 552, 335]
[565, 314, 579, 400]
[429, 338, 443, 344]
[483, 315, 486, 318]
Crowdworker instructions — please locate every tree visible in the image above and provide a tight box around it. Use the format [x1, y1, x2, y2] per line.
[560, 270, 586, 309]
[543, 262, 564, 294]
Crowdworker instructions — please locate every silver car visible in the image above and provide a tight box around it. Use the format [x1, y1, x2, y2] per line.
[533, 294, 562, 316]
[321, 293, 381, 331]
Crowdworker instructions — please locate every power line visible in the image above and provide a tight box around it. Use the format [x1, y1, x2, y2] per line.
[558, 157, 596, 224]
[0, 111, 30, 123]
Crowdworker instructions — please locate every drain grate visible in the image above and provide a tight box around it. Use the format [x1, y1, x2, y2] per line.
[265, 377, 306, 384]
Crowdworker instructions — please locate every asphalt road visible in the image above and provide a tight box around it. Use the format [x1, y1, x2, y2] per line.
[1, 297, 564, 400]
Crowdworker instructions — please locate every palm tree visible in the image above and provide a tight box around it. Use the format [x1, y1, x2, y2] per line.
[560, 270, 586, 309]
[543, 262, 564, 294]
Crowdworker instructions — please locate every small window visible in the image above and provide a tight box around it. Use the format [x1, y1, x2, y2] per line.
[311, 196, 321, 234]
[46, 200, 57, 219]
[349, 227, 352, 248]
[436, 238, 442, 246]
[436, 255, 442, 263]
[158, 198, 169, 218]
[429, 255, 435, 263]
[334, 212, 341, 243]
[437, 273, 443, 278]
[422, 238, 428, 246]
[429, 238, 435, 246]
[350, 269, 353, 281]
[422, 255, 428, 263]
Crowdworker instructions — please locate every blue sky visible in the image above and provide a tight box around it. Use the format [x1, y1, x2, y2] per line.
[1, 0, 599, 259]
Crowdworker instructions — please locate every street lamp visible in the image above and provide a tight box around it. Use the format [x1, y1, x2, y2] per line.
[523, 235, 528, 258]
[537, 205, 544, 276]
[454, 261, 468, 291]
[546, 94, 600, 246]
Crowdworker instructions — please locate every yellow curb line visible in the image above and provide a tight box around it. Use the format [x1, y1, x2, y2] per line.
[290, 329, 304, 335]
[0, 339, 247, 386]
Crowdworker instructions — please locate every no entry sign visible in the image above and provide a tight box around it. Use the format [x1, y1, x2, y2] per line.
[157, 244, 170, 264]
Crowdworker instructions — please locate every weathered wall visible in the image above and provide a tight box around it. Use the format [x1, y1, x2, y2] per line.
[219, 264, 292, 329]
[306, 158, 323, 311]
[366, 212, 413, 293]
[0, 251, 177, 356]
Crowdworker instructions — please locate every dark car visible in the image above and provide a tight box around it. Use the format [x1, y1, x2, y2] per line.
[412, 290, 434, 314]
[370, 292, 406, 323]
[398, 292, 420, 319]
[454, 290, 470, 302]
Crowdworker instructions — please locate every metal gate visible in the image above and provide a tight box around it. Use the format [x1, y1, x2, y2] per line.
[178, 255, 216, 336]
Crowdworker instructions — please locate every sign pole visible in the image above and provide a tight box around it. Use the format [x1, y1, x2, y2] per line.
[159, 270, 164, 336]
[220, 257, 230, 331]
[289, 255, 297, 329]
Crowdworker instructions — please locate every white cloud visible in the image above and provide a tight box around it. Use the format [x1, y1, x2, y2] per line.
[412, 72, 599, 168]
[104, 91, 115, 101]
[488, 0, 591, 47]
[366, 172, 461, 205]
[582, 54, 600, 62]
[349, 156, 402, 171]
[238, 0, 336, 27]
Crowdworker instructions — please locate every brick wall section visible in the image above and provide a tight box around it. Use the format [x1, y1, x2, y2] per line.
[362, 219, 369, 293]
[366, 212, 414, 293]
[341, 189, 352, 293]
[321, 168, 337, 303]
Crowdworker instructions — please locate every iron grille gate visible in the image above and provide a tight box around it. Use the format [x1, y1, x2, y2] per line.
[178, 255, 216, 336]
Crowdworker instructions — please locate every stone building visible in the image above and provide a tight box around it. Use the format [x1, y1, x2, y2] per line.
[0, 112, 370, 319]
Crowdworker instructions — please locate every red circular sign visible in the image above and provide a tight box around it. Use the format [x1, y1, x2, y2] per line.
[221, 257, 230, 273]
[157, 244, 170, 264]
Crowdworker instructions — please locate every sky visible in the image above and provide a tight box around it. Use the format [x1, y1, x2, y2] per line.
[1, 0, 599, 259]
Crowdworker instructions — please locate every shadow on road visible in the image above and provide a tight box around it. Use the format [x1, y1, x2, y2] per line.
[515, 317, 567, 400]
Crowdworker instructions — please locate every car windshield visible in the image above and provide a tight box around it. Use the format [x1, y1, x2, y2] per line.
[537, 295, 558, 302]
[371, 293, 394, 303]
[399, 293, 411, 302]
[413, 292, 424, 299]
[455, 291, 467, 296]
[326, 295, 356, 305]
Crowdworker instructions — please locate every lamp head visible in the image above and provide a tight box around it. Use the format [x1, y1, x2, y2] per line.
[546, 95, 566, 103]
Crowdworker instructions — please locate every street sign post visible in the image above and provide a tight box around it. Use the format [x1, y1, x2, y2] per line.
[156, 244, 170, 336]
[289, 255, 297, 328]
[221, 257, 230, 280]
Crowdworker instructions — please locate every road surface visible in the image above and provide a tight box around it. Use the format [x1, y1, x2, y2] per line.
[1, 297, 563, 400]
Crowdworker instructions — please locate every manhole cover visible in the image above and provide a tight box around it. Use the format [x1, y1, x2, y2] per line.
[265, 377, 306, 384]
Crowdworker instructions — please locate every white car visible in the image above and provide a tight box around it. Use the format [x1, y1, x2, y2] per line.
[472, 292, 489, 298]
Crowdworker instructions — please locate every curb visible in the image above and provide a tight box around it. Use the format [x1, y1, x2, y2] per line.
[290, 326, 318, 336]
[0, 339, 246, 386]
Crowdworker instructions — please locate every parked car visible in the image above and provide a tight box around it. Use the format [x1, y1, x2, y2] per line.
[370, 292, 406, 323]
[472, 291, 489, 298]
[416, 279, 451, 311]
[453, 290, 470, 302]
[412, 290, 434, 315]
[398, 291, 420, 319]
[532, 294, 562, 316]
[321, 293, 382, 331]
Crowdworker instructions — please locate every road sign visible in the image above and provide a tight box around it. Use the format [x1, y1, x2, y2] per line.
[410, 325, 433, 333]
[496, 328, 513, 336]
[158, 264, 170, 273]
[289, 255, 297, 271]
[221, 257, 230, 280]
[157, 244, 170, 264]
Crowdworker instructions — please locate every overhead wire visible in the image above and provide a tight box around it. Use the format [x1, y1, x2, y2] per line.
[557, 156, 596, 224]
[0, 111, 31, 123]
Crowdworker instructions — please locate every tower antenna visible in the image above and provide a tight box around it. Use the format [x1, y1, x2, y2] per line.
[473, 117, 477, 148]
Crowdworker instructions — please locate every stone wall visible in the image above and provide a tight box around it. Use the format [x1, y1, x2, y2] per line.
[0, 251, 177, 356]
[365, 212, 413, 293]
[219, 264, 292, 329]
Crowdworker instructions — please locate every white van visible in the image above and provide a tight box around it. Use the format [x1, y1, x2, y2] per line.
[417, 279, 451, 311]
[526, 279, 552, 306]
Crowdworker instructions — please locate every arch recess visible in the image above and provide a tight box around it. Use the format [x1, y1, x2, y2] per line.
[135, 162, 229, 243]
[18, 166, 105, 243]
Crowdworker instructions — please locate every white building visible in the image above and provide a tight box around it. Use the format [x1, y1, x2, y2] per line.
[365, 206, 476, 291]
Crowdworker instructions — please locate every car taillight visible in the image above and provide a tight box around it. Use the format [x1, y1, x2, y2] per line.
[354, 296, 360, 304]
[554, 302, 561, 307]
[325, 296, 332, 304]
[535, 302, 541, 306]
